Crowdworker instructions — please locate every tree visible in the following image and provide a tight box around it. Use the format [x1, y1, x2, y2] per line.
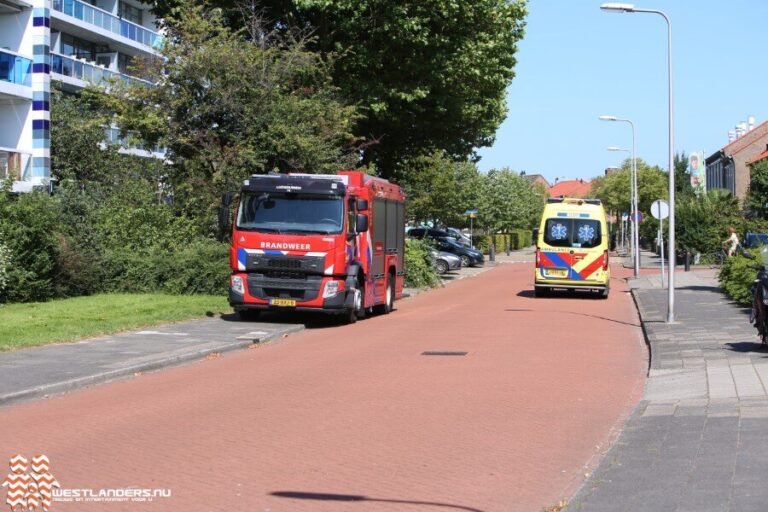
[746, 159, 768, 219]
[676, 190, 741, 255]
[674, 151, 694, 199]
[398, 152, 481, 228]
[109, 5, 358, 208]
[147, 0, 528, 178]
[50, 88, 118, 183]
[478, 168, 544, 232]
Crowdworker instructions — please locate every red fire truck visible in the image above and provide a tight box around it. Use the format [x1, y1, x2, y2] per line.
[223, 170, 406, 323]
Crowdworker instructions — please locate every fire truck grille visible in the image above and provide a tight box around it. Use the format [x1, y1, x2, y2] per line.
[268, 258, 302, 269]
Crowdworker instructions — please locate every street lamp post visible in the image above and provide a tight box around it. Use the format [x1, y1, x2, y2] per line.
[607, 146, 632, 258]
[601, 2, 675, 322]
[600, 116, 639, 277]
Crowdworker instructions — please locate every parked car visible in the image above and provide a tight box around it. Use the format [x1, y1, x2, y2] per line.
[431, 250, 462, 275]
[407, 227, 452, 241]
[445, 227, 473, 247]
[743, 232, 768, 249]
[436, 238, 484, 267]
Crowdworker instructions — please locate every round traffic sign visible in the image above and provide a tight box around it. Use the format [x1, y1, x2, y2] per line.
[650, 199, 669, 220]
[631, 211, 644, 223]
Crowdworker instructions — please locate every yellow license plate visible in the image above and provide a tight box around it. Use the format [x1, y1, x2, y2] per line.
[546, 269, 568, 278]
[270, 298, 296, 307]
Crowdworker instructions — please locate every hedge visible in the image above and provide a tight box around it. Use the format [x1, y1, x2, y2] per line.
[476, 229, 533, 254]
[718, 254, 756, 306]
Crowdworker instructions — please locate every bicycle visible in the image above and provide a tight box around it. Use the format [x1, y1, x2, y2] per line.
[750, 260, 768, 346]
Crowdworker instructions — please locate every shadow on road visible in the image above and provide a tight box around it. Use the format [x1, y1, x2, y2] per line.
[270, 491, 484, 512]
[219, 309, 396, 330]
[724, 341, 768, 354]
[516, 289, 604, 300]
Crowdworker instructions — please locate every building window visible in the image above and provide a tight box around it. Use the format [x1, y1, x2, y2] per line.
[117, 53, 133, 74]
[119, 1, 143, 25]
[61, 33, 96, 61]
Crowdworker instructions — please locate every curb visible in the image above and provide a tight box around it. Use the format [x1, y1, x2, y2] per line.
[0, 324, 305, 407]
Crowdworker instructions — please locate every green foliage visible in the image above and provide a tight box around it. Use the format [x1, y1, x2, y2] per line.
[676, 190, 741, 254]
[399, 152, 482, 227]
[478, 168, 545, 232]
[0, 242, 10, 296]
[101, 240, 229, 295]
[746, 160, 768, 219]
[149, 0, 529, 178]
[0, 191, 62, 303]
[110, 4, 358, 216]
[674, 151, 695, 199]
[718, 254, 755, 305]
[404, 239, 440, 288]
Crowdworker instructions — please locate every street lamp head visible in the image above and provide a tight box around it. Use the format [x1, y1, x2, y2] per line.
[606, 146, 628, 152]
[600, 3, 636, 12]
[599, 115, 617, 121]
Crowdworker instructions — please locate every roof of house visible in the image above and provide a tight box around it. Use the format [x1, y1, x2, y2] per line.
[547, 179, 592, 198]
[523, 174, 550, 187]
[748, 147, 768, 165]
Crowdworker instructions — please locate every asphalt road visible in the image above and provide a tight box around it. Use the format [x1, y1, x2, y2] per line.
[0, 262, 646, 512]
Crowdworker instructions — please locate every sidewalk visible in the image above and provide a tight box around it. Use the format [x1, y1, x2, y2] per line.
[569, 268, 768, 511]
[0, 317, 304, 407]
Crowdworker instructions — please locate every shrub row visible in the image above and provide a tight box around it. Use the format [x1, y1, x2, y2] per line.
[718, 254, 755, 306]
[404, 239, 440, 289]
[475, 229, 533, 254]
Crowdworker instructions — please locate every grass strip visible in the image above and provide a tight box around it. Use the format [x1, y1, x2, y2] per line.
[0, 293, 229, 351]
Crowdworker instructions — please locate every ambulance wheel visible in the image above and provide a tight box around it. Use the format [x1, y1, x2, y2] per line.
[238, 309, 261, 321]
[599, 288, 609, 299]
[534, 286, 548, 298]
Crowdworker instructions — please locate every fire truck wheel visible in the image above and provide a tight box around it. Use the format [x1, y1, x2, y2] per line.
[375, 275, 395, 315]
[345, 285, 364, 324]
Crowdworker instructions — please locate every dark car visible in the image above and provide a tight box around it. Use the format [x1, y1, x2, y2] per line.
[743, 232, 768, 249]
[436, 238, 484, 267]
[407, 227, 452, 241]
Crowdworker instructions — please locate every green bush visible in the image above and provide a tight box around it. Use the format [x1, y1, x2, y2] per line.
[474, 235, 491, 253]
[718, 255, 755, 305]
[0, 191, 62, 303]
[405, 239, 439, 288]
[101, 240, 230, 295]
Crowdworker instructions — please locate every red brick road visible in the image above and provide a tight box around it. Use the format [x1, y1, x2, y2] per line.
[0, 263, 645, 512]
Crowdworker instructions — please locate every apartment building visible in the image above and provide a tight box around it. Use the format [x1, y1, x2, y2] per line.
[0, 0, 160, 191]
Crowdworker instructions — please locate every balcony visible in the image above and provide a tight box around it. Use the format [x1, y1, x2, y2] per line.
[52, 0, 161, 50]
[51, 53, 150, 88]
[0, 50, 32, 87]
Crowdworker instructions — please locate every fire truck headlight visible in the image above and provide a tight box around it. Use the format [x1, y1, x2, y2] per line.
[323, 280, 344, 298]
[231, 276, 245, 295]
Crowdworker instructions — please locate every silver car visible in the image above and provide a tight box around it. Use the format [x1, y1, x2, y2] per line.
[431, 250, 462, 275]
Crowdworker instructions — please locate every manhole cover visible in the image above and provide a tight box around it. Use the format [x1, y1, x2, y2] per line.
[421, 351, 468, 356]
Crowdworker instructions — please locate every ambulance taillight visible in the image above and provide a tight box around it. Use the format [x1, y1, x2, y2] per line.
[602, 250, 609, 271]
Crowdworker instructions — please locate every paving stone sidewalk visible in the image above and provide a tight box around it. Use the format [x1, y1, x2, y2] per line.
[0, 317, 304, 406]
[568, 268, 768, 512]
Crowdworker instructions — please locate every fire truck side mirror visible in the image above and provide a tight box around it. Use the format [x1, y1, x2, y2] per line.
[356, 214, 369, 233]
[221, 192, 233, 207]
[356, 199, 369, 212]
[218, 206, 230, 232]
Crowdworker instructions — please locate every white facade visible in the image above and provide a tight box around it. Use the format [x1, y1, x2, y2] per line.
[0, 0, 160, 189]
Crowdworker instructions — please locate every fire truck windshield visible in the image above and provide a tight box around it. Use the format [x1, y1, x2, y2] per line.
[236, 192, 344, 234]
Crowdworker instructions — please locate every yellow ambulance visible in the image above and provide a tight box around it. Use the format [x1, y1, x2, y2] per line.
[534, 197, 610, 298]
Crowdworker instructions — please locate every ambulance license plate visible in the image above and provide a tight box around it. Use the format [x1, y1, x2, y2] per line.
[270, 298, 296, 307]
[546, 269, 568, 278]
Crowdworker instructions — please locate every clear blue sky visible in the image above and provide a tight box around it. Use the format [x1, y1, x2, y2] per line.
[476, 0, 768, 183]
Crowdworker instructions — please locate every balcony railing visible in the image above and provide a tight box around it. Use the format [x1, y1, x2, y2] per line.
[52, 0, 161, 49]
[51, 53, 151, 88]
[0, 50, 32, 87]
